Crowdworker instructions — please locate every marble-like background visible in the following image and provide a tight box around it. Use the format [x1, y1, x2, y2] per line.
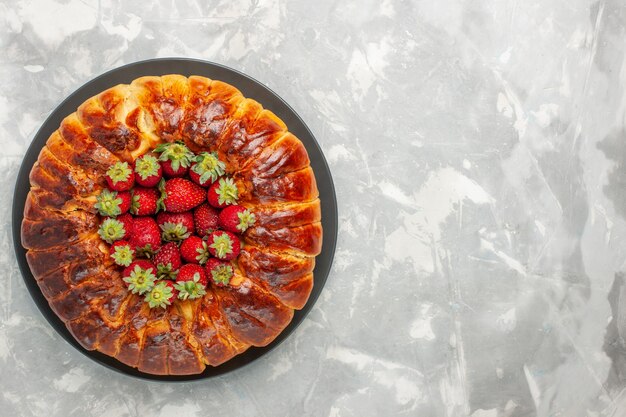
[1, 0, 626, 416]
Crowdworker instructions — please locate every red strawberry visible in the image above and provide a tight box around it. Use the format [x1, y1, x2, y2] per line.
[122, 260, 157, 295]
[207, 177, 239, 208]
[156, 211, 194, 241]
[129, 217, 161, 257]
[117, 213, 134, 240]
[188, 165, 210, 187]
[162, 178, 205, 213]
[179, 236, 210, 265]
[134, 154, 162, 187]
[110, 240, 135, 267]
[145, 280, 178, 308]
[154, 141, 194, 178]
[117, 192, 131, 213]
[193, 204, 219, 238]
[131, 187, 160, 216]
[218, 205, 256, 233]
[98, 217, 127, 243]
[106, 161, 134, 191]
[156, 211, 195, 231]
[189, 152, 225, 187]
[174, 264, 208, 300]
[205, 258, 234, 287]
[123, 260, 155, 277]
[206, 230, 240, 261]
[95, 189, 131, 217]
[177, 264, 208, 287]
[153, 242, 182, 280]
[161, 159, 189, 178]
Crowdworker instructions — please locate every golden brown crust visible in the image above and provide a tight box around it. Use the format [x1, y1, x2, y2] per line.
[189, 293, 246, 366]
[237, 167, 319, 204]
[237, 246, 315, 309]
[77, 85, 141, 161]
[67, 311, 113, 350]
[216, 103, 287, 171]
[30, 148, 99, 199]
[28, 186, 97, 214]
[239, 132, 310, 179]
[49, 272, 120, 322]
[245, 222, 323, 256]
[53, 119, 121, 180]
[21, 75, 321, 375]
[166, 308, 206, 375]
[249, 200, 321, 229]
[138, 319, 171, 375]
[113, 296, 150, 367]
[25, 235, 109, 278]
[183, 78, 244, 151]
[213, 277, 294, 347]
[22, 193, 99, 250]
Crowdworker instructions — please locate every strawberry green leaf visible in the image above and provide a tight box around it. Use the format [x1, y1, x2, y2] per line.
[130, 193, 140, 215]
[111, 244, 134, 267]
[144, 281, 173, 308]
[192, 152, 225, 184]
[123, 265, 156, 295]
[107, 162, 132, 184]
[236, 209, 256, 232]
[155, 141, 194, 170]
[216, 178, 239, 206]
[156, 178, 166, 212]
[134, 155, 160, 180]
[95, 190, 122, 217]
[195, 241, 210, 265]
[160, 222, 190, 242]
[135, 244, 156, 258]
[98, 218, 125, 243]
[156, 263, 178, 280]
[209, 234, 233, 259]
[210, 264, 233, 286]
[175, 274, 207, 300]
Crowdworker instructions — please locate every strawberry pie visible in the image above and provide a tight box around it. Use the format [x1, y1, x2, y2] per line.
[21, 75, 322, 375]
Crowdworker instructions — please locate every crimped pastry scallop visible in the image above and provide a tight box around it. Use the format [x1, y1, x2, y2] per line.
[21, 75, 322, 375]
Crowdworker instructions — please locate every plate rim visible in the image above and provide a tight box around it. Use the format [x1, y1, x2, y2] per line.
[11, 57, 338, 381]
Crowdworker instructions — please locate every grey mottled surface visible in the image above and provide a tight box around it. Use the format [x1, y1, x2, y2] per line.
[1, 0, 626, 416]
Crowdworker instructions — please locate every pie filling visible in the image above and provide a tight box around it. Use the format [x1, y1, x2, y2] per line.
[97, 141, 256, 309]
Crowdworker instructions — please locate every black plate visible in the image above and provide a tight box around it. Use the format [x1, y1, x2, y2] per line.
[11, 58, 337, 381]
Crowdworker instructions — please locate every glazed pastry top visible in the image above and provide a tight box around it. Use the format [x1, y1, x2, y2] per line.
[21, 75, 322, 376]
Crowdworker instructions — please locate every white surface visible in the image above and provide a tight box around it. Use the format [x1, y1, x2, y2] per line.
[2, 0, 626, 416]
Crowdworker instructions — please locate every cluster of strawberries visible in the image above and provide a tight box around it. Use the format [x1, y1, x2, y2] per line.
[95, 142, 256, 309]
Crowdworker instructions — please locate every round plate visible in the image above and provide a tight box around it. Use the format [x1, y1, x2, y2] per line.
[11, 58, 337, 381]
